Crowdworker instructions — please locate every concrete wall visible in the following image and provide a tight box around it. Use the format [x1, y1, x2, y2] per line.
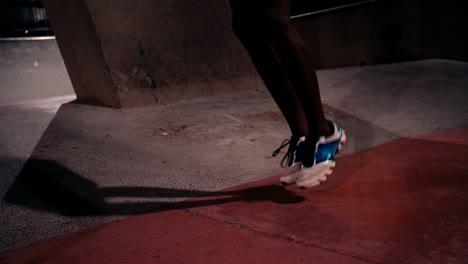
[84, 0, 261, 106]
[44, 0, 467, 107]
[294, 0, 468, 68]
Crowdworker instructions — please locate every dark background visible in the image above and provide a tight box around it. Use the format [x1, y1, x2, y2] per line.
[0, 0, 369, 38]
[0, 0, 53, 37]
[290, 0, 372, 16]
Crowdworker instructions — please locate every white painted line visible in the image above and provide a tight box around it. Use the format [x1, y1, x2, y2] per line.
[0, 94, 76, 109]
[290, 0, 377, 19]
[0, 36, 56, 41]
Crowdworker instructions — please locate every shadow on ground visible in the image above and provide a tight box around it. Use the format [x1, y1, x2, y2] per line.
[3, 158, 305, 216]
[1, 99, 404, 218]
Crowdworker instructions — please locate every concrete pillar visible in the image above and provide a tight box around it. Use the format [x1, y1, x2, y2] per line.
[43, 0, 260, 107]
[42, 0, 121, 107]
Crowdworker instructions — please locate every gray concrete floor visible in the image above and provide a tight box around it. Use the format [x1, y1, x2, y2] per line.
[0, 40, 467, 251]
[0, 39, 75, 104]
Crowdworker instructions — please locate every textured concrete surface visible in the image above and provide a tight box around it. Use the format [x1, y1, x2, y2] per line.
[1, 127, 467, 263]
[0, 39, 77, 250]
[319, 59, 468, 136]
[0, 39, 75, 200]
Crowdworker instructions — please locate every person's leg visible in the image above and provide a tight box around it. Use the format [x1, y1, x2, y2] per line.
[258, 0, 331, 142]
[230, 0, 347, 188]
[255, 2, 348, 188]
[230, 1, 308, 138]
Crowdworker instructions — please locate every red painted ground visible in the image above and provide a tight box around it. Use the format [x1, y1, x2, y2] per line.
[1, 127, 468, 264]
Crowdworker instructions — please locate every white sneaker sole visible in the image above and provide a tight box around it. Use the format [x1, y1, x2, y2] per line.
[280, 162, 301, 185]
[296, 130, 347, 188]
[296, 160, 336, 188]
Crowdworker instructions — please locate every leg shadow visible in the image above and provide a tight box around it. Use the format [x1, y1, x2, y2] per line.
[3, 158, 305, 216]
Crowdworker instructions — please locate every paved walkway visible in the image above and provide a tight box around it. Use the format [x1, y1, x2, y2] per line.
[1, 41, 467, 261]
[1, 127, 467, 263]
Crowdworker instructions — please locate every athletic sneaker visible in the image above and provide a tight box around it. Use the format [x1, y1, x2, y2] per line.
[272, 136, 306, 185]
[297, 121, 346, 188]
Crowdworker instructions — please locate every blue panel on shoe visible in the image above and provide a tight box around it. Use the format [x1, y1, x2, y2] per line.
[315, 140, 340, 163]
[315, 127, 342, 164]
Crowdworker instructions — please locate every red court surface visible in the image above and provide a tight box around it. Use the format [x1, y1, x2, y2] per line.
[1, 127, 467, 264]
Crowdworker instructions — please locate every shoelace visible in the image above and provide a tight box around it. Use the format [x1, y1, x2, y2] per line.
[272, 137, 298, 168]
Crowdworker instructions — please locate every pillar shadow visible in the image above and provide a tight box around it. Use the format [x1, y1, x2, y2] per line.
[3, 158, 305, 216]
